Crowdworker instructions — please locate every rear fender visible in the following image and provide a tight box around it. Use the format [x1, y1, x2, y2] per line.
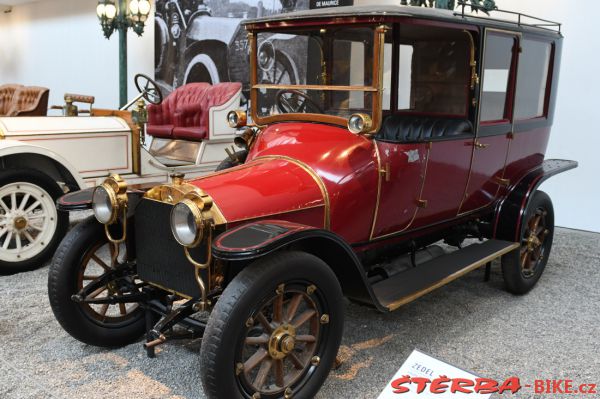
[212, 220, 385, 311]
[493, 159, 578, 242]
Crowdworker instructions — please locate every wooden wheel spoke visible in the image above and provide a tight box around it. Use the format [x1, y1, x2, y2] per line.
[274, 359, 284, 387]
[286, 294, 303, 323]
[530, 214, 542, 233]
[295, 334, 316, 343]
[245, 334, 270, 346]
[99, 303, 109, 317]
[91, 254, 111, 271]
[253, 358, 272, 389]
[89, 286, 107, 299]
[273, 293, 284, 323]
[288, 353, 304, 370]
[256, 312, 274, 334]
[244, 348, 268, 373]
[520, 250, 529, 269]
[119, 303, 127, 316]
[292, 309, 317, 329]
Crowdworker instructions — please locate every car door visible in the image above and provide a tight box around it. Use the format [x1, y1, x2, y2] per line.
[459, 30, 519, 215]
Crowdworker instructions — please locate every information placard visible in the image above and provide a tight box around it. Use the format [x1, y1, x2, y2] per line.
[378, 349, 492, 399]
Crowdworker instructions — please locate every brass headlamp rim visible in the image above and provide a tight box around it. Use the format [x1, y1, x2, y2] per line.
[175, 198, 205, 248]
[347, 113, 373, 135]
[227, 110, 248, 129]
[93, 175, 128, 226]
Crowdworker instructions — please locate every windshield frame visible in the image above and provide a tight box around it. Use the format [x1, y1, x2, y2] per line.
[248, 23, 387, 134]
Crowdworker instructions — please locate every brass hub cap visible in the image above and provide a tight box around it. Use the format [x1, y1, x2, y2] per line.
[13, 216, 28, 231]
[269, 324, 297, 359]
[239, 284, 321, 396]
[520, 209, 549, 278]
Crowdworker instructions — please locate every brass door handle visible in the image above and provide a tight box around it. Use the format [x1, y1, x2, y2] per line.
[474, 141, 490, 149]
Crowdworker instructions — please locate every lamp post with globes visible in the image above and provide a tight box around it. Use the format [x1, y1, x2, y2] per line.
[96, 0, 152, 107]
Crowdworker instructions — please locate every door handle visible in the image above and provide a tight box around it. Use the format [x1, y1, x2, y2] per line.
[474, 141, 490, 149]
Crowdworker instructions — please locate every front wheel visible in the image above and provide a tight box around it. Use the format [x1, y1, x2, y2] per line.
[48, 218, 147, 347]
[200, 251, 344, 399]
[501, 190, 555, 295]
[0, 169, 69, 274]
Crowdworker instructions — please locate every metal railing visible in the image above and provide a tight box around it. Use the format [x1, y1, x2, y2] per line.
[455, 1, 562, 33]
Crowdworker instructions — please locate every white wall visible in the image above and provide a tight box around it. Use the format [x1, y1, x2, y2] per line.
[0, 0, 598, 232]
[0, 0, 154, 108]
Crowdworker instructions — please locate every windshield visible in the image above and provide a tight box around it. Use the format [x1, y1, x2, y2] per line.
[250, 25, 382, 127]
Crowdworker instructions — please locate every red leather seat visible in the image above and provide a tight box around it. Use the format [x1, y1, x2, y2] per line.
[147, 82, 210, 139]
[172, 82, 242, 142]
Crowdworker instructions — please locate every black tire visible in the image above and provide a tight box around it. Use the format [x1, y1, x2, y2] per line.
[501, 190, 555, 295]
[48, 217, 147, 347]
[216, 150, 248, 171]
[0, 168, 69, 275]
[200, 251, 344, 399]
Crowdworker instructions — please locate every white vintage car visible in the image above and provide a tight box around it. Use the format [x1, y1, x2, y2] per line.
[0, 74, 241, 274]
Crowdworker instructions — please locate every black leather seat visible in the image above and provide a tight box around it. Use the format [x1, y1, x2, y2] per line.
[377, 115, 473, 142]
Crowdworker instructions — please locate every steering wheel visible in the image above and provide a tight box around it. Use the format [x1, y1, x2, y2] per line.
[134, 73, 163, 105]
[276, 89, 323, 114]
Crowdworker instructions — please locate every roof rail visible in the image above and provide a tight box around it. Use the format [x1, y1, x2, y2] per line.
[455, 1, 562, 34]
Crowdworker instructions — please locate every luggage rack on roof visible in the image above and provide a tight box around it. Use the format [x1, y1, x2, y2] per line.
[455, 0, 562, 33]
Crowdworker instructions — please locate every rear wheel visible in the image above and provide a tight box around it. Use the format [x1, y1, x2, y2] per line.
[501, 190, 554, 295]
[0, 169, 68, 274]
[48, 218, 147, 347]
[200, 251, 344, 399]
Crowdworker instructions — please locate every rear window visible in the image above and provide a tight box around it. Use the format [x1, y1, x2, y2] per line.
[515, 39, 552, 120]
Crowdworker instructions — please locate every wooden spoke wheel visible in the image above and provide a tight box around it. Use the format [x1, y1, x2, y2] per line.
[48, 218, 148, 347]
[238, 284, 322, 396]
[200, 252, 344, 399]
[501, 190, 555, 295]
[520, 208, 551, 279]
[76, 241, 140, 325]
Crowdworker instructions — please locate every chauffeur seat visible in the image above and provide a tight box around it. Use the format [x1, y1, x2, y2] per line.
[172, 82, 242, 142]
[147, 82, 242, 142]
[0, 85, 49, 116]
[377, 114, 473, 142]
[147, 82, 210, 139]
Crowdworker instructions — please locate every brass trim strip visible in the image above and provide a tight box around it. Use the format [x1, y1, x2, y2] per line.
[255, 155, 330, 230]
[146, 281, 193, 300]
[386, 242, 520, 311]
[369, 142, 383, 240]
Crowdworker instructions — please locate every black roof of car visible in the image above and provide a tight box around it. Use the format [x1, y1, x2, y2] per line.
[244, 5, 562, 38]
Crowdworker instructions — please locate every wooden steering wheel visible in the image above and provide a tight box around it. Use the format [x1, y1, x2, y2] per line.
[276, 89, 323, 114]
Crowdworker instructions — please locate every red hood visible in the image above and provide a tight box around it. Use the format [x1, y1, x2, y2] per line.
[188, 157, 328, 229]
[189, 123, 379, 243]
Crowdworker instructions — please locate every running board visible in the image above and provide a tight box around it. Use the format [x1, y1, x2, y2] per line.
[372, 240, 520, 311]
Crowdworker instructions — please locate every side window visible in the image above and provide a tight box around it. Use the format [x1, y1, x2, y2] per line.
[480, 33, 516, 122]
[382, 42, 393, 111]
[397, 45, 414, 110]
[515, 39, 552, 120]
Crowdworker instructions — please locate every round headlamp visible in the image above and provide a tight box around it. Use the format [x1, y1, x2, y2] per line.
[92, 185, 116, 224]
[227, 110, 247, 129]
[171, 199, 204, 247]
[347, 113, 373, 134]
[92, 175, 127, 225]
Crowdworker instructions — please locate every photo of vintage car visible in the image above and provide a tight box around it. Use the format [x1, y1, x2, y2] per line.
[154, 0, 307, 103]
[48, 4, 576, 399]
[0, 74, 241, 274]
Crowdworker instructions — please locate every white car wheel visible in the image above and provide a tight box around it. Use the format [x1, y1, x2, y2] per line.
[0, 182, 58, 263]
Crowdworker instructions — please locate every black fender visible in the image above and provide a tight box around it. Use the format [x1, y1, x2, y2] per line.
[56, 188, 146, 212]
[212, 220, 385, 311]
[493, 159, 577, 242]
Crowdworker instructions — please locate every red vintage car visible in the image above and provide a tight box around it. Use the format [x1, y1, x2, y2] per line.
[49, 4, 576, 398]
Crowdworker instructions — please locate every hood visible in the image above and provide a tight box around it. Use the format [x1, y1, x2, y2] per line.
[0, 116, 129, 138]
[189, 156, 329, 229]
